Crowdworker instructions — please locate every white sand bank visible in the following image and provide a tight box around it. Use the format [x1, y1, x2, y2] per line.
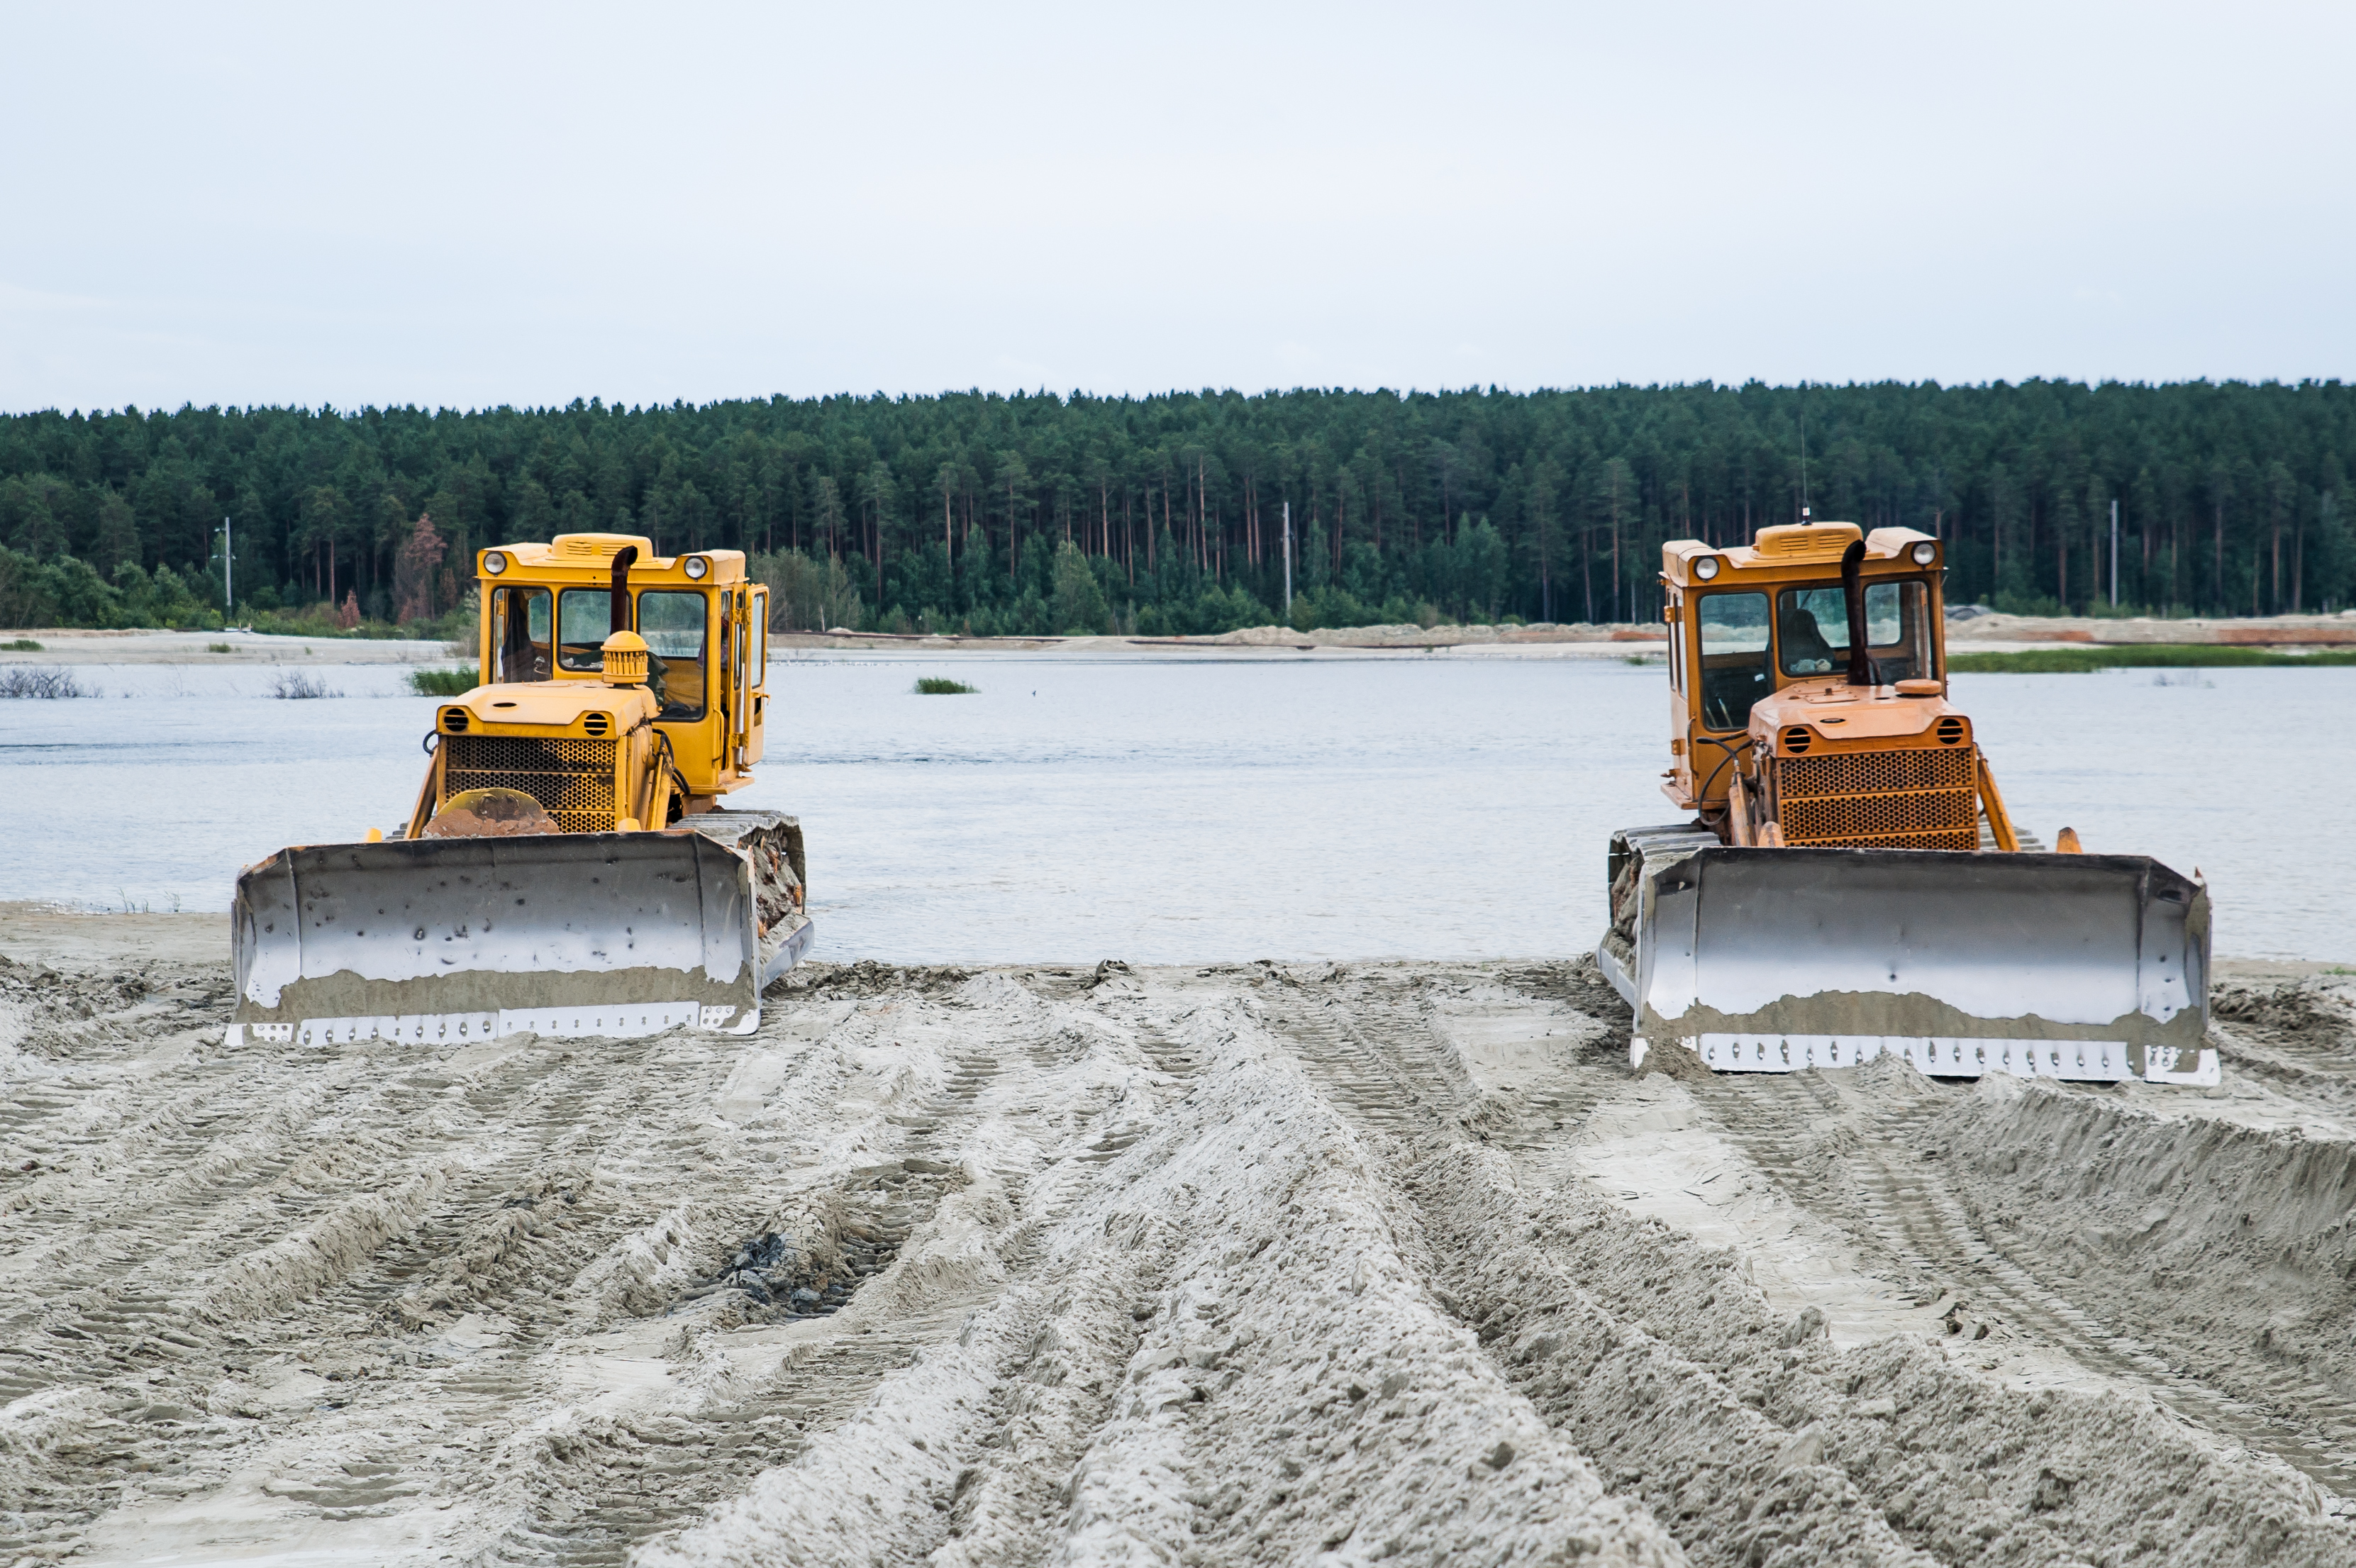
[3, 928, 2354, 1565]
[0, 628, 455, 666]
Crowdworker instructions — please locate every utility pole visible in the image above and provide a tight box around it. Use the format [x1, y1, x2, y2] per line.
[1282, 501, 1292, 618]
[217, 516, 233, 618]
[2109, 498, 2119, 608]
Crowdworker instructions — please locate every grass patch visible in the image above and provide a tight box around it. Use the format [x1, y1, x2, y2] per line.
[1949, 644, 2356, 673]
[2, 638, 43, 651]
[206, 642, 233, 653]
[408, 667, 477, 696]
[914, 677, 979, 694]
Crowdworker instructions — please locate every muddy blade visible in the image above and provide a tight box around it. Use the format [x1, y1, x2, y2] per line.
[1625, 846, 2213, 1084]
[230, 832, 807, 1046]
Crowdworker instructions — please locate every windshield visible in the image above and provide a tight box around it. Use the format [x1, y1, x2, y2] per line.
[550, 588, 707, 719]
[638, 590, 707, 720]
[491, 586, 550, 682]
[555, 589, 613, 672]
[1777, 580, 1932, 682]
[1696, 591, 1771, 731]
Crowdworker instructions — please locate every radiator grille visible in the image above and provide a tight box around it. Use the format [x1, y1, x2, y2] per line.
[1775, 746, 1977, 850]
[442, 735, 616, 833]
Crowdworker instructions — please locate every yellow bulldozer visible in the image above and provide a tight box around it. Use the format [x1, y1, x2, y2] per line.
[1599, 518, 2216, 1086]
[228, 533, 810, 1047]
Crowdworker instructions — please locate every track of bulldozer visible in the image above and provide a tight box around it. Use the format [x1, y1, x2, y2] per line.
[5, 937, 2352, 1567]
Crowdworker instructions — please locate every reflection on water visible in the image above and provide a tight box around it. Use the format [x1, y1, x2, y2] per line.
[2, 657, 2347, 962]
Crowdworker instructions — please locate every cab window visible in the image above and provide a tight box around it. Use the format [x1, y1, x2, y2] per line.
[555, 589, 612, 671]
[491, 586, 551, 682]
[1776, 582, 1931, 682]
[638, 591, 707, 720]
[1696, 591, 1770, 731]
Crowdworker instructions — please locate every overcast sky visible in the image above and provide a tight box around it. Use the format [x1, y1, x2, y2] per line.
[4, 1, 2350, 413]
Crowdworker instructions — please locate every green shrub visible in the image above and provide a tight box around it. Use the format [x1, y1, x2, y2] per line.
[1949, 645, 2356, 672]
[408, 667, 478, 696]
[1, 638, 40, 651]
[914, 677, 978, 694]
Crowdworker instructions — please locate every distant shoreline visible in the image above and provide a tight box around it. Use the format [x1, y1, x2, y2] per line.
[3, 606, 2352, 665]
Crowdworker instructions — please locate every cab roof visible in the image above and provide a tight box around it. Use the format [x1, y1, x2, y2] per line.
[1660, 523, 1940, 588]
[479, 533, 750, 585]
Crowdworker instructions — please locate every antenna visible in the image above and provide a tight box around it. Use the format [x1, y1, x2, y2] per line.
[1797, 387, 1812, 518]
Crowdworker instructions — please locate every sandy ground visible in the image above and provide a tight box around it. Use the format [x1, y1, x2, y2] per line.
[9, 604, 2351, 667]
[768, 624, 1671, 658]
[1944, 608, 2356, 647]
[5, 913, 2356, 1567]
[0, 625, 1659, 665]
[0, 630, 459, 667]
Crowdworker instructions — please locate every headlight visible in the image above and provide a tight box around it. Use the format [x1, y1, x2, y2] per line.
[1911, 542, 1936, 565]
[683, 555, 709, 580]
[1693, 556, 1721, 581]
[482, 550, 507, 575]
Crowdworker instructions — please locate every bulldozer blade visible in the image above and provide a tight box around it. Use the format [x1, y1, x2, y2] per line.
[228, 830, 812, 1048]
[1602, 845, 2214, 1086]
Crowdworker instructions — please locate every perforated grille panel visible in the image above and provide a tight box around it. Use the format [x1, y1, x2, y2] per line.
[1774, 745, 1977, 850]
[1781, 748, 1972, 798]
[442, 735, 616, 833]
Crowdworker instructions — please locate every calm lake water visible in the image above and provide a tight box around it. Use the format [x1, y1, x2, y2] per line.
[4, 656, 2349, 963]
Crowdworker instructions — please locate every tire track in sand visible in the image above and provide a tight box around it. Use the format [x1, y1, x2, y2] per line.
[462, 1029, 1019, 1567]
[1706, 1070, 2356, 1499]
[474, 971, 1201, 1566]
[1264, 969, 2356, 1566]
[1260, 978, 1936, 1568]
[1, 1021, 759, 1562]
[14, 951, 2354, 1567]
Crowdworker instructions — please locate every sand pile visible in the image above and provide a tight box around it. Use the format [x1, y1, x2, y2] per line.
[3, 933, 2354, 1566]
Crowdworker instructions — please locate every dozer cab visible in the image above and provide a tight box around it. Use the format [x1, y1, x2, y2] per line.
[1598, 519, 2215, 1086]
[228, 533, 811, 1047]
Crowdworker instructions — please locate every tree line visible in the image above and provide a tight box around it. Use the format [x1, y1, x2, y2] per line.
[3, 380, 2354, 637]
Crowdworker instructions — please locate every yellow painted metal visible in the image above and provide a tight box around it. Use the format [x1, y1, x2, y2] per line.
[468, 532, 767, 804]
[399, 532, 786, 838]
[1975, 751, 2022, 853]
[600, 628, 650, 686]
[231, 533, 809, 1049]
[1659, 525, 1946, 815]
[1610, 519, 2216, 1087]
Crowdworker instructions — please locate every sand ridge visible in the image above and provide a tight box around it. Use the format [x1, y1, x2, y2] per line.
[2, 935, 2355, 1565]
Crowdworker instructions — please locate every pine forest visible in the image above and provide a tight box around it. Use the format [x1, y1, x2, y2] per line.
[2, 380, 2352, 638]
